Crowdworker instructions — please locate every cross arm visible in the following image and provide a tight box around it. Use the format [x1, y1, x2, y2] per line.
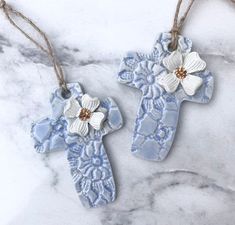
[31, 83, 84, 153]
[176, 70, 214, 104]
[31, 117, 67, 153]
[118, 51, 162, 89]
[100, 97, 123, 135]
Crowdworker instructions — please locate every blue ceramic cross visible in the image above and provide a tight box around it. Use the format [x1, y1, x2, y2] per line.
[118, 33, 214, 161]
[31, 83, 123, 208]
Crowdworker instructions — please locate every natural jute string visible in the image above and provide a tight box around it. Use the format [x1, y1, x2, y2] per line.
[0, 0, 69, 94]
[170, 0, 195, 51]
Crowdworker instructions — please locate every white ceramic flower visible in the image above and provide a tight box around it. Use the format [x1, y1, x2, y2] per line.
[64, 94, 106, 136]
[158, 50, 206, 96]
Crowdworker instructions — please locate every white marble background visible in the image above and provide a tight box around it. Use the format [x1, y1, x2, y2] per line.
[0, 0, 235, 224]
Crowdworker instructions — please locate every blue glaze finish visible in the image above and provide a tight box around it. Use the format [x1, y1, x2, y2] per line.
[118, 33, 214, 161]
[31, 83, 123, 208]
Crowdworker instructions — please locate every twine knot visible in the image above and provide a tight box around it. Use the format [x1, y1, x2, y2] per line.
[169, 26, 180, 51]
[0, 0, 6, 8]
[169, 0, 195, 51]
[171, 27, 180, 34]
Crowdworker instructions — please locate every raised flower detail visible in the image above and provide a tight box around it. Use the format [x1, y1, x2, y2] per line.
[78, 142, 111, 181]
[64, 94, 106, 136]
[134, 60, 164, 98]
[155, 123, 173, 144]
[158, 50, 206, 96]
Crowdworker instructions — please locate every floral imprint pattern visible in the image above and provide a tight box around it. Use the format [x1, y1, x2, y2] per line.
[118, 32, 214, 161]
[31, 83, 123, 208]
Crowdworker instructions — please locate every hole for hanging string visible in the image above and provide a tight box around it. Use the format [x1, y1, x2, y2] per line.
[168, 29, 179, 52]
[61, 87, 71, 99]
[168, 41, 178, 52]
[61, 89, 71, 99]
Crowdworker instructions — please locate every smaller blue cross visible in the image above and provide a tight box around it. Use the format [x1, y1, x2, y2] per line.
[118, 32, 214, 161]
[31, 83, 123, 208]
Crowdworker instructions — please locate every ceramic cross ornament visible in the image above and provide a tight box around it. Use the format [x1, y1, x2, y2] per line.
[31, 83, 123, 208]
[118, 33, 214, 161]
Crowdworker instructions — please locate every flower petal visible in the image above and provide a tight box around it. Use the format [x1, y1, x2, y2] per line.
[69, 118, 89, 136]
[181, 75, 203, 96]
[183, 52, 206, 73]
[64, 98, 81, 118]
[158, 73, 180, 93]
[89, 112, 106, 130]
[81, 94, 100, 112]
[162, 51, 183, 72]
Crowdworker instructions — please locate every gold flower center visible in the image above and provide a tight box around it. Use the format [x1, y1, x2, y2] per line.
[79, 108, 91, 121]
[175, 67, 187, 79]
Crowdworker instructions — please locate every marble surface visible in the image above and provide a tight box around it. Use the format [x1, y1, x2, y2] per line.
[0, 0, 235, 224]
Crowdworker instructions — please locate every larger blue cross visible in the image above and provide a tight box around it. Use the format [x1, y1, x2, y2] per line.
[31, 83, 123, 208]
[118, 33, 214, 161]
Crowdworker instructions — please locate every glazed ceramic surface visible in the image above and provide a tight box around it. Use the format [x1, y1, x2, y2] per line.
[118, 33, 214, 161]
[31, 83, 123, 208]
